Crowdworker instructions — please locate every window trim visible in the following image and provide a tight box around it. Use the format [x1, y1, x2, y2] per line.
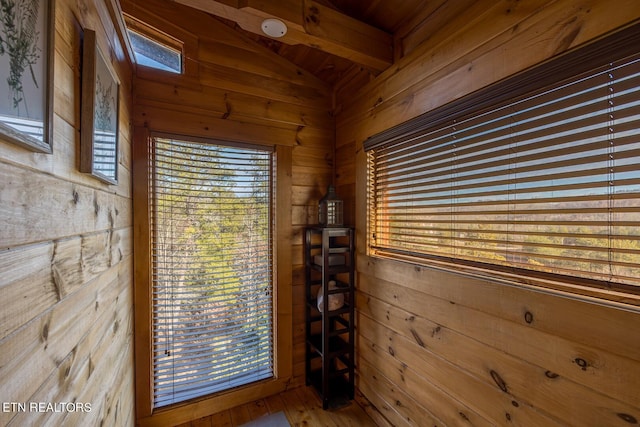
[364, 22, 640, 306]
[133, 128, 293, 425]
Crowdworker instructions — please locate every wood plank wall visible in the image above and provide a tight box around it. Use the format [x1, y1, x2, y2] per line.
[121, 0, 335, 423]
[335, 0, 640, 426]
[0, 0, 134, 426]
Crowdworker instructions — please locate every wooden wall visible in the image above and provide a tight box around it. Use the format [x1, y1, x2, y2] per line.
[122, 0, 335, 423]
[0, 0, 134, 426]
[335, 0, 640, 426]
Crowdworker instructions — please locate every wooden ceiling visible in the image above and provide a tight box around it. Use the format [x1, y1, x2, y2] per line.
[171, 0, 458, 88]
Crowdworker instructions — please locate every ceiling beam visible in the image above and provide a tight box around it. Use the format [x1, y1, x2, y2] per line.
[172, 0, 393, 72]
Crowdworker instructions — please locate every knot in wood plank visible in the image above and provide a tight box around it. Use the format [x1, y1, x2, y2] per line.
[524, 311, 534, 324]
[617, 413, 638, 424]
[574, 357, 589, 371]
[545, 370, 559, 379]
[490, 369, 508, 393]
[409, 328, 425, 348]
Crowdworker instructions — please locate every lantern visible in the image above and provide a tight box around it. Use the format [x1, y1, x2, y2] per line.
[318, 185, 343, 226]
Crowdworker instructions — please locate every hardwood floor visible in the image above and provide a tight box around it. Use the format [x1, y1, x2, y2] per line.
[174, 386, 380, 426]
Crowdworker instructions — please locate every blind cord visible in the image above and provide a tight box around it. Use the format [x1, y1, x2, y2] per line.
[607, 65, 615, 285]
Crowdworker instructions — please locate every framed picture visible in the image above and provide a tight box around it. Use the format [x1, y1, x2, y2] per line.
[80, 29, 119, 185]
[0, 0, 54, 153]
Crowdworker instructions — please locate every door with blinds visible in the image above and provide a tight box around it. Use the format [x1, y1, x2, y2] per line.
[151, 135, 274, 407]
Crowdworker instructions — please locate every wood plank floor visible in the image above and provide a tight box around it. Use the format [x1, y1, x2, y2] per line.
[174, 386, 380, 426]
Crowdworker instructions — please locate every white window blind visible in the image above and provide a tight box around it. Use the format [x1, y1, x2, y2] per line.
[151, 136, 274, 407]
[366, 29, 640, 295]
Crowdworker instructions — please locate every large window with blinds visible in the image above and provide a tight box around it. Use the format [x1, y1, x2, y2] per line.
[151, 135, 274, 407]
[365, 25, 640, 299]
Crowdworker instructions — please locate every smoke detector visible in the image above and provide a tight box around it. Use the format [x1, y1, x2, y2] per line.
[261, 18, 287, 38]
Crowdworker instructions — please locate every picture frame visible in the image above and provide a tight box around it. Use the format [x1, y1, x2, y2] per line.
[80, 28, 119, 185]
[0, 0, 54, 153]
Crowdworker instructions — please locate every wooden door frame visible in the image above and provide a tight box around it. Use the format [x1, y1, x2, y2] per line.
[132, 126, 293, 426]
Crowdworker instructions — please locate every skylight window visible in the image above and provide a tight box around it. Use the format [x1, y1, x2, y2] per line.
[127, 28, 182, 74]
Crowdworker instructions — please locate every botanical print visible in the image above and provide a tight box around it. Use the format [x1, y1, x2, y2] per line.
[91, 47, 118, 182]
[94, 73, 114, 132]
[0, 0, 43, 119]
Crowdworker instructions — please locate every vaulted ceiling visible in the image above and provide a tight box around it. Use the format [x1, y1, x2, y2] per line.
[171, 0, 459, 87]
